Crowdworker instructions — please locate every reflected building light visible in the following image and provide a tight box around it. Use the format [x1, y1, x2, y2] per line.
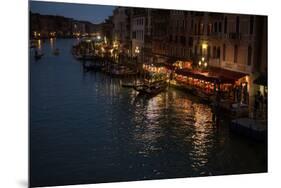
[189, 103, 214, 170]
[37, 39, 41, 50]
[50, 38, 54, 49]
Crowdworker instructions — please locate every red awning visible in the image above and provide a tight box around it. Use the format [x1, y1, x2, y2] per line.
[175, 69, 219, 83]
[175, 67, 248, 84]
[144, 62, 175, 70]
[208, 67, 248, 83]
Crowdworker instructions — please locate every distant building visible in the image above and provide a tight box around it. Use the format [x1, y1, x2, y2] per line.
[29, 12, 98, 38]
[100, 16, 114, 43]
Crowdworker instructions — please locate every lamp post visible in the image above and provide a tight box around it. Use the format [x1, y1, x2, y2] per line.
[135, 46, 140, 63]
[198, 56, 208, 70]
[197, 42, 209, 70]
[134, 46, 141, 75]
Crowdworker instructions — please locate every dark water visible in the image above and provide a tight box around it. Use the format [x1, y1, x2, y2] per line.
[30, 39, 267, 187]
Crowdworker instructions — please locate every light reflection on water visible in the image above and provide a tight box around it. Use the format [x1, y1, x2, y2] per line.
[132, 89, 215, 173]
[191, 103, 214, 174]
[37, 39, 41, 50]
[50, 38, 55, 50]
[30, 39, 267, 187]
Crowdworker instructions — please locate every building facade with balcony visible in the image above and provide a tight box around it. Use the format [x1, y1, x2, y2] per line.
[150, 9, 170, 63]
[130, 8, 152, 62]
[166, 10, 193, 61]
[188, 12, 267, 108]
[112, 7, 131, 55]
[110, 8, 267, 108]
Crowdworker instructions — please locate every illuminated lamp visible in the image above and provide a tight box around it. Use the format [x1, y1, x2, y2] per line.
[202, 43, 208, 49]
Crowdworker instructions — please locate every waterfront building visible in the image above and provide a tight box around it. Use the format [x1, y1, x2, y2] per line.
[150, 9, 170, 64]
[72, 22, 86, 37]
[109, 8, 267, 113]
[171, 11, 267, 112]
[215, 14, 267, 112]
[99, 16, 114, 44]
[112, 7, 131, 57]
[29, 12, 98, 38]
[130, 8, 152, 63]
[166, 10, 193, 61]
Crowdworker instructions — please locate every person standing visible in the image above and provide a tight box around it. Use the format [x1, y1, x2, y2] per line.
[243, 85, 248, 104]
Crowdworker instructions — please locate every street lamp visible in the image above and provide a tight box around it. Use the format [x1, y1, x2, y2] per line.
[198, 56, 208, 69]
[135, 46, 140, 60]
[204, 62, 208, 68]
[135, 46, 140, 54]
[202, 43, 208, 50]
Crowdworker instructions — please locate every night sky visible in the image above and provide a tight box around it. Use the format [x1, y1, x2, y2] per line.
[29, 1, 116, 24]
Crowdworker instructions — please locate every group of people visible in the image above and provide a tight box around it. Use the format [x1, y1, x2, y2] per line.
[232, 84, 249, 104]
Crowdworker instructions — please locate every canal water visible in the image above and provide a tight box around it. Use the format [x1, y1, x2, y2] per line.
[30, 39, 267, 187]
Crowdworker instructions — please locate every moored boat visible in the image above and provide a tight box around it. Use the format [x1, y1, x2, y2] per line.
[134, 80, 167, 96]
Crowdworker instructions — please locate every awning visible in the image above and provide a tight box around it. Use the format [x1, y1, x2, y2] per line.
[175, 67, 248, 84]
[175, 69, 219, 83]
[254, 74, 267, 86]
[208, 67, 248, 84]
[143, 62, 175, 70]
